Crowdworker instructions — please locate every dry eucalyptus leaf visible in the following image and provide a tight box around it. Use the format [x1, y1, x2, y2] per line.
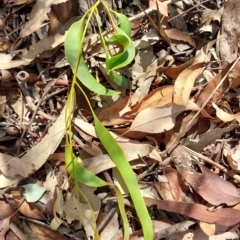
[0, 153, 35, 178]
[129, 102, 198, 134]
[177, 162, 240, 206]
[21, 106, 65, 170]
[212, 103, 240, 123]
[0, 33, 65, 69]
[20, 0, 69, 38]
[82, 141, 153, 175]
[165, 29, 196, 48]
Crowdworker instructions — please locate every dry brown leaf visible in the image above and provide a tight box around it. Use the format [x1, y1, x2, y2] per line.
[0, 33, 65, 69]
[18, 201, 46, 220]
[82, 142, 153, 174]
[128, 85, 173, 114]
[0, 153, 35, 178]
[47, 5, 73, 50]
[21, 105, 65, 171]
[129, 102, 199, 133]
[149, 0, 168, 17]
[163, 129, 180, 154]
[28, 221, 69, 240]
[144, 198, 240, 226]
[0, 16, 80, 70]
[165, 29, 196, 48]
[20, 0, 69, 38]
[98, 95, 138, 126]
[110, 128, 153, 140]
[212, 103, 240, 123]
[199, 221, 216, 236]
[173, 40, 216, 106]
[154, 182, 174, 201]
[0, 195, 17, 222]
[164, 58, 195, 79]
[75, 117, 148, 142]
[48, 1, 73, 34]
[201, 9, 222, 25]
[47, 8, 62, 36]
[177, 162, 240, 206]
[164, 168, 189, 202]
[174, 111, 200, 138]
[173, 62, 207, 106]
[75, 118, 97, 138]
[129, 103, 184, 133]
[195, 62, 233, 106]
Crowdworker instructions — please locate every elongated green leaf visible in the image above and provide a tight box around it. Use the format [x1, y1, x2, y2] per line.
[65, 5, 152, 240]
[106, 26, 135, 72]
[115, 12, 132, 38]
[94, 116, 153, 240]
[114, 185, 129, 240]
[65, 145, 107, 187]
[109, 70, 131, 89]
[65, 129, 129, 240]
[65, 15, 119, 96]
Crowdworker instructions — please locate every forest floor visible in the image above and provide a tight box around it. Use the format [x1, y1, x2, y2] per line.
[0, 0, 240, 239]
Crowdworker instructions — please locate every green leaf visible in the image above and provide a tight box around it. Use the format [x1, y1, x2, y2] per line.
[65, 5, 152, 240]
[94, 116, 153, 240]
[22, 183, 46, 203]
[115, 12, 131, 38]
[65, 15, 119, 96]
[114, 185, 129, 240]
[106, 26, 135, 72]
[109, 70, 131, 89]
[65, 128, 129, 240]
[65, 145, 107, 187]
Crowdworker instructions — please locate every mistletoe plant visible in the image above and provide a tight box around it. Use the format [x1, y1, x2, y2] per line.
[64, 1, 153, 239]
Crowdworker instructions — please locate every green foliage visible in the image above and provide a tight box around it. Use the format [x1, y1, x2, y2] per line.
[64, 1, 153, 239]
[65, 14, 119, 96]
[106, 27, 135, 72]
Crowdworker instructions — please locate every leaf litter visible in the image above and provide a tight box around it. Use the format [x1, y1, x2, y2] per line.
[1, 0, 240, 239]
